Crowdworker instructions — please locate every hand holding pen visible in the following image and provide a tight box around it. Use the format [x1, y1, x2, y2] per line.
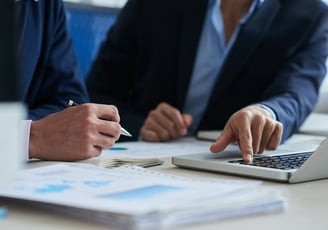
[29, 102, 126, 161]
[67, 100, 132, 137]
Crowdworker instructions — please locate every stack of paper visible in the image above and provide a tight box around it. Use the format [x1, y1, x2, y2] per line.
[0, 164, 285, 230]
[84, 156, 163, 168]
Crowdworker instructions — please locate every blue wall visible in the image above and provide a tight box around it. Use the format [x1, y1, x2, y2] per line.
[65, 5, 118, 79]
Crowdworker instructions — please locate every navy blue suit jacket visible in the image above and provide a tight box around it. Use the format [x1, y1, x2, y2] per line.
[87, 0, 328, 142]
[15, 0, 89, 120]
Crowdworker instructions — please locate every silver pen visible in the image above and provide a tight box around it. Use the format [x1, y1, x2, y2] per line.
[67, 100, 132, 137]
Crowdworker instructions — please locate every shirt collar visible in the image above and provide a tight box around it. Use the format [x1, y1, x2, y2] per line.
[209, 0, 266, 9]
[209, 0, 266, 24]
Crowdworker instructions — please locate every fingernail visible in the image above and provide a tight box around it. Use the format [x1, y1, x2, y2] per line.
[247, 154, 253, 163]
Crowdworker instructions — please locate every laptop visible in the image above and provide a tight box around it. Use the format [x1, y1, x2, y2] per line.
[172, 136, 328, 183]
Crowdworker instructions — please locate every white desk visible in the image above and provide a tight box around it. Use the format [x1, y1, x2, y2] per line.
[1, 156, 328, 230]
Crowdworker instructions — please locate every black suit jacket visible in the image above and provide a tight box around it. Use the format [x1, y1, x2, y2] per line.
[87, 0, 328, 142]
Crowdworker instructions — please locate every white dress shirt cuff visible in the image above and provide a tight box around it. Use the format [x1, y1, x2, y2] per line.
[21, 120, 31, 161]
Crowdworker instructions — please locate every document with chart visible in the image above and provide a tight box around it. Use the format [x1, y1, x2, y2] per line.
[0, 164, 286, 230]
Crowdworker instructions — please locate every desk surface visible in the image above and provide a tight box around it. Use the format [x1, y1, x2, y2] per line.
[1, 157, 328, 230]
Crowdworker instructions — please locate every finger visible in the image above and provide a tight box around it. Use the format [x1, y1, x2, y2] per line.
[154, 112, 180, 139]
[84, 125, 118, 151]
[143, 116, 172, 141]
[159, 103, 187, 134]
[251, 116, 265, 154]
[238, 130, 254, 163]
[88, 104, 120, 122]
[258, 121, 275, 153]
[140, 128, 161, 142]
[234, 115, 254, 162]
[93, 135, 117, 150]
[182, 114, 193, 128]
[89, 146, 102, 158]
[267, 122, 283, 150]
[210, 128, 234, 153]
[218, 111, 254, 162]
[97, 120, 121, 140]
[149, 107, 184, 140]
[95, 131, 118, 149]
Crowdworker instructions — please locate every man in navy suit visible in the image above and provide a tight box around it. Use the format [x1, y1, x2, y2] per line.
[87, 0, 328, 162]
[16, 0, 121, 161]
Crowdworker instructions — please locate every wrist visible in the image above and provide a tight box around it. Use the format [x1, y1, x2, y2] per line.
[255, 104, 276, 120]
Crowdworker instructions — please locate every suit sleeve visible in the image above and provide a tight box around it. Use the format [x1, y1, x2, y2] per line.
[28, 0, 89, 120]
[261, 10, 328, 141]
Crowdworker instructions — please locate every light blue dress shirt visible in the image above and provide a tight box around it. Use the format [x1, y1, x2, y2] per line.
[183, 0, 266, 134]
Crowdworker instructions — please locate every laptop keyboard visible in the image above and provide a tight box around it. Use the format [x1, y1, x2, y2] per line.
[228, 152, 313, 170]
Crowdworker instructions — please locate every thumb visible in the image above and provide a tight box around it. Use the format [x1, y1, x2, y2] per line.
[210, 129, 234, 153]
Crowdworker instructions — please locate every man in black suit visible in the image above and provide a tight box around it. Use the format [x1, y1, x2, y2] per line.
[87, 0, 328, 162]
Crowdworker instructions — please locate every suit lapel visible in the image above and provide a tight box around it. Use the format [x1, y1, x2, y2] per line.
[210, 0, 281, 101]
[175, 0, 209, 109]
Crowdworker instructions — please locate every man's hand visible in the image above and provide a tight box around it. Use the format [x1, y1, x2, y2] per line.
[141, 102, 192, 142]
[210, 105, 283, 162]
[29, 103, 121, 161]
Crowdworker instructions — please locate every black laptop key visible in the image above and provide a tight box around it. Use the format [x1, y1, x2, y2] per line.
[228, 152, 313, 170]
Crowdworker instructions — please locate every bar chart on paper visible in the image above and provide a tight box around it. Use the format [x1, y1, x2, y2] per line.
[0, 163, 286, 230]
